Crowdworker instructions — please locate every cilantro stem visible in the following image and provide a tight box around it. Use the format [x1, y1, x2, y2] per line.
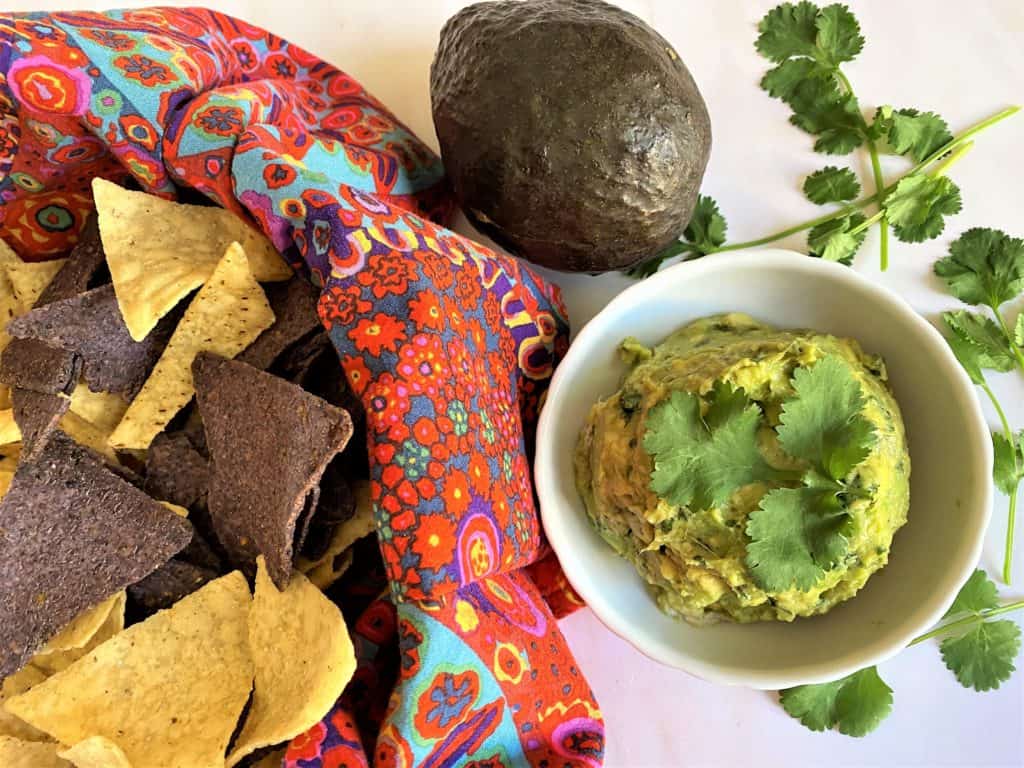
[991, 305, 1024, 373]
[980, 379, 1019, 584]
[849, 210, 884, 237]
[908, 599, 1024, 646]
[930, 141, 973, 178]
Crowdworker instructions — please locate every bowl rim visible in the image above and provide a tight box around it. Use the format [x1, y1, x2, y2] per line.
[534, 247, 993, 689]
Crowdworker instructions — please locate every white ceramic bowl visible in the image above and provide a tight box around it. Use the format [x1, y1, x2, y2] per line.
[535, 249, 992, 689]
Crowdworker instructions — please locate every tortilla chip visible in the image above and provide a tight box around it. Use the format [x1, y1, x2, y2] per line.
[127, 558, 219, 615]
[36, 215, 109, 307]
[299, 460, 355, 562]
[68, 385, 128, 434]
[38, 594, 119, 656]
[0, 339, 81, 395]
[57, 411, 119, 465]
[93, 178, 289, 341]
[194, 353, 353, 588]
[159, 501, 189, 517]
[143, 432, 209, 510]
[227, 557, 355, 766]
[58, 737, 132, 768]
[0, 736, 70, 767]
[4, 261, 66, 312]
[298, 479, 375, 580]
[0, 239, 18, 264]
[0, 666, 50, 742]
[11, 388, 70, 461]
[109, 242, 275, 450]
[7, 285, 179, 397]
[0, 431, 192, 678]
[31, 592, 127, 678]
[250, 747, 287, 768]
[0, 408, 19, 444]
[238, 277, 321, 371]
[7, 572, 254, 768]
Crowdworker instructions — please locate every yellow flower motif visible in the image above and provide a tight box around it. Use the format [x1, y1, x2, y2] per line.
[454, 599, 478, 633]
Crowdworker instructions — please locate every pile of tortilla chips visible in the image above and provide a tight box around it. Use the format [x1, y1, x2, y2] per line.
[0, 181, 374, 767]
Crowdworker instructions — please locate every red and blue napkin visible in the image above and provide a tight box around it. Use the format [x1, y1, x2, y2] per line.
[0, 8, 605, 767]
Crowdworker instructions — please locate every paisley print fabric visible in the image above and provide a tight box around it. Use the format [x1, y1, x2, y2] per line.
[0, 8, 603, 767]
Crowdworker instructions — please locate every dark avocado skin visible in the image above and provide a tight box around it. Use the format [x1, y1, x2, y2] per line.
[430, 0, 712, 273]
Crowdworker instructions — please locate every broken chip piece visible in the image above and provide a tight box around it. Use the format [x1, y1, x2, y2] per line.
[127, 558, 219, 615]
[0, 338, 81, 395]
[7, 572, 254, 768]
[58, 736, 133, 768]
[35, 215, 109, 307]
[92, 178, 290, 341]
[193, 352, 353, 588]
[67, 384, 128, 434]
[238, 277, 321, 371]
[11, 388, 70, 461]
[108, 242, 275, 450]
[227, 557, 356, 766]
[0, 430, 192, 678]
[299, 480, 376, 590]
[4, 260, 66, 313]
[7, 285, 179, 397]
[143, 432, 210, 510]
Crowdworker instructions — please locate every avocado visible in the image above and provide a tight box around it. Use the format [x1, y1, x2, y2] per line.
[430, 0, 712, 273]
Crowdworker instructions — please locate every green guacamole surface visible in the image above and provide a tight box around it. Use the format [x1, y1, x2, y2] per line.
[574, 313, 910, 624]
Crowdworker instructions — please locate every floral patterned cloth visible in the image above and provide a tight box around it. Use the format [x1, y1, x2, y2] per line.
[0, 8, 604, 767]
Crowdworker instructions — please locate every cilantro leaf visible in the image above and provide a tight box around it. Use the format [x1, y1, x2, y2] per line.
[945, 568, 1001, 617]
[746, 486, 849, 591]
[941, 620, 1022, 692]
[941, 313, 987, 385]
[934, 227, 1024, 307]
[803, 166, 861, 204]
[884, 174, 962, 242]
[814, 4, 864, 66]
[875, 106, 954, 163]
[756, 1, 820, 63]
[787, 80, 865, 155]
[777, 356, 877, 480]
[991, 432, 1024, 497]
[644, 384, 781, 511]
[943, 309, 1015, 372]
[684, 195, 728, 255]
[761, 58, 829, 102]
[780, 666, 893, 737]
[807, 213, 867, 264]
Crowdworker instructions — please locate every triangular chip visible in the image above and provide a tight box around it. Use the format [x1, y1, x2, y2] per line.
[109, 242, 275, 450]
[4, 261, 66, 312]
[0, 736, 70, 767]
[0, 666, 50, 742]
[0, 239, 19, 264]
[0, 431, 192, 678]
[227, 557, 355, 766]
[59, 737, 132, 768]
[238, 277, 321, 371]
[11, 388, 70, 460]
[68, 384, 128, 434]
[0, 339, 80, 395]
[8, 285, 179, 397]
[7, 573, 254, 768]
[93, 178, 289, 340]
[38, 593, 119, 656]
[30, 592, 126, 678]
[194, 353, 353, 587]
[127, 559, 218, 615]
[36, 215, 109, 307]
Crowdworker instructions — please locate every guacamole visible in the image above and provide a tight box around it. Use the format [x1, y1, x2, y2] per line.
[574, 313, 910, 624]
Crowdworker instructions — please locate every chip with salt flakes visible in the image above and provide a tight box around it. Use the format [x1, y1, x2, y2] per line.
[109, 242, 275, 450]
[92, 178, 289, 341]
[4, 261, 66, 314]
[0, 736, 70, 768]
[59, 736, 133, 768]
[6, 572, 254, 768]
[227, 557, 355, 766]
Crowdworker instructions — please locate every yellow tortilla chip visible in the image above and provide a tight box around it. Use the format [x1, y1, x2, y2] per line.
[109, 242, 274, 450]
[0, 444, 19, 500]
[59, 737, 132, 768]
[159, 501, 189, 518]
[0, 238, 20, 264]
[298, 480, 375, 589]
[68, 385, 129, 434]
[0, 268, 18, 365]
[7, 572, 254, 768]
[0, 666, 51, 742]
[93, 178, 290, 341]
[4, 261, 66, 313]
[58, 411, 119, 464]
[31, 593, 126, 678]
[227, 558, 355, 766]
[0, 408, 19, 445]
[39, 594, 120, 656]
[0, 736, 70, 767]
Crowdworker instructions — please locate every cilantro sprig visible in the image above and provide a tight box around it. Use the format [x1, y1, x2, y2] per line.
[936, 227, 1024, 583]
[781, 570, 1024, 737]
[626, 1, 1019, 277]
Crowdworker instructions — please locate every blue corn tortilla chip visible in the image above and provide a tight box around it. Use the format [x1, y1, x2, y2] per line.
[127, 558, 219, 616]
[0, 430, 193, 680]
[237, 277, 320, 371]
[35, 213, 109, 306]
[0, 338, 81, 395]
[11, 387, 70, 461]
[193, 352, 353, 588]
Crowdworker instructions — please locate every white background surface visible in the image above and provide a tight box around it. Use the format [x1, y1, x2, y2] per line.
[6, 1, 1024, 765]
